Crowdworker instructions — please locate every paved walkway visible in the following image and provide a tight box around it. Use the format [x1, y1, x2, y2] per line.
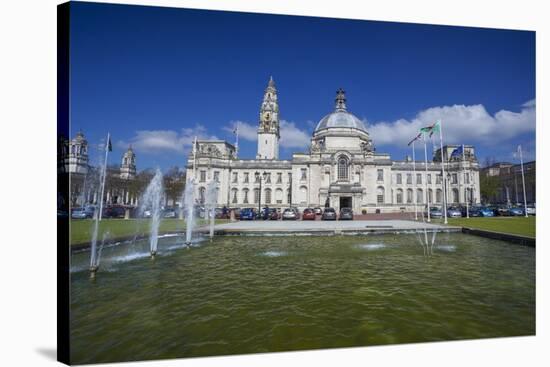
[211, 219, 459, 235]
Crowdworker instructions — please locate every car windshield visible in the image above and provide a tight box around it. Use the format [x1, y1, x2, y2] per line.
[325, 208, 335, 212]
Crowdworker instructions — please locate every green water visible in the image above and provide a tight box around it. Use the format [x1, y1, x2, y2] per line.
[70, 233, 535, 364]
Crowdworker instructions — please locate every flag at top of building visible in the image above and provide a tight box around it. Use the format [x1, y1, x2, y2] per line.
[450, 145, 463, 158]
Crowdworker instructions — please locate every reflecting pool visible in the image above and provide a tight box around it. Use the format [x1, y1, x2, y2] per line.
[70, 233, 535, 364]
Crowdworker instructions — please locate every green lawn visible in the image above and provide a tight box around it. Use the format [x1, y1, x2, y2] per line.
[441, 216, 536, 238]
[70, 218, 227, 246]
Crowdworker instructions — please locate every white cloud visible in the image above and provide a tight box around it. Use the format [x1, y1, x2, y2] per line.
[117, 124, 218, 154]
[279, 120, 311, 148]
[223, 121, 258, 142]
[368, 100, 535, 147]
[223, 119, 310, 149]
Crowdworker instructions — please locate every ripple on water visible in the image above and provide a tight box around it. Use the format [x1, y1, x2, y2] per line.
[436, 244, 457, 252]
[261, 250, 288, 257]
[356, 243, 386, 251]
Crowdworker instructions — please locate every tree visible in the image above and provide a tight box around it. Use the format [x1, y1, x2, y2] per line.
[479, 174, 500, 204]
[163, 166, 186, 206]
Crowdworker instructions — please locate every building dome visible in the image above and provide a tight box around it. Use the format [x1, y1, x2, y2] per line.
[314, 88, 367, 133]
[316, 110, 367, 132]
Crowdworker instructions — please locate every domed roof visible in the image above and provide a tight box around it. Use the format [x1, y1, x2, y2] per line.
[316, 110, 367, 131]
[315, 88, 367, 132]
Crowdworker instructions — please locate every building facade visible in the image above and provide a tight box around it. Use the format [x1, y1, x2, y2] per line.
[187, 78, 481, 212]
[481, 161, 536, 204]
[62, 131, 142, 206]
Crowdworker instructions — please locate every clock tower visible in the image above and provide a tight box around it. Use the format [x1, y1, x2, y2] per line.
[257, 76, 280, 159]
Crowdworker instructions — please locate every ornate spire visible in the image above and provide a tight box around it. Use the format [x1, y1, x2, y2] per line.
[268, 75, 275, 88]
[335, 88, 347, 111]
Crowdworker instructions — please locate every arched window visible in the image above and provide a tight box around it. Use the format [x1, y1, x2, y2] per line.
[231, 188, 238, 204]
[436, 189, 442, 203]
[243, 188, 249, 204]
[397, 189, 403, 204]
[377, 186, 385, 204]
[338, 156, 349, 181]
[428, 189, 433, 204]
[416, 188, 423, 204]
[198, 187, 206, 204]
[265, 188, 272, 204]
[287, 189, 291, 204]
[253, 188, 260, 204]
[407, 189, 413, 203]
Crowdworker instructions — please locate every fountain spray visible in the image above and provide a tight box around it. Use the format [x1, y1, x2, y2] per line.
[139, 168, 164, 258]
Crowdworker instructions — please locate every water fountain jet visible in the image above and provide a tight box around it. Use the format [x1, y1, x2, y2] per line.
[139, 168, 165, 259]
[205, 180, 218, 242]
[183, 178, 196, 246]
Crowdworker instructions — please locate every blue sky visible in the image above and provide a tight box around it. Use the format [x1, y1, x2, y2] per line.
[70, 2, 536, 171]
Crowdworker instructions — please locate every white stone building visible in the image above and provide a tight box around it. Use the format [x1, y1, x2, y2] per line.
[186, 78, 480, 213]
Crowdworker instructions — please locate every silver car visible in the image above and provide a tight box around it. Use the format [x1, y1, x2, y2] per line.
[282, 208, 297, 220]
[446, 207, 462, 218]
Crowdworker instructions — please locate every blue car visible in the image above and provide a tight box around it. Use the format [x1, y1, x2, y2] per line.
[509, 207, 525, 216]
[478, 207, 495, 217]
[239, 208, 256, 220]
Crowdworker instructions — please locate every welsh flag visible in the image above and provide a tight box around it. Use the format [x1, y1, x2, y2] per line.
[420, 120, 440, 137]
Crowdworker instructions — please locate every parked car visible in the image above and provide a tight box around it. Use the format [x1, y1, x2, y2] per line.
[103, 205, 126, 219]
[446, 206, 462, 218]
[302, 208, 316, 220]
[339, 207, 354, 220]
[215, 207, 230, 219]
[526, 204, 536, 216]
[321, 207, 337, 220]
[426, 206, 443, 218]
[478, 207, 495, 217]
[268, 208, 279, 220]
[509, 206, 525, 216]
[282, 208, 298, 220]
[240, 208, 256, 220]
[163, 208, 177, 218]
[71, 206, 95, 219]
[495, 205, 511, 216]
[313, 207, 323, 216]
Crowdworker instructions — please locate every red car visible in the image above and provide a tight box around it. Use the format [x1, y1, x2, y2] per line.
[302, 208, 316, 220]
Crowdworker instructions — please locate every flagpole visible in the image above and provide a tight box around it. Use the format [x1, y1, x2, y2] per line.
[98, 132, 110, 221]
[462, 144, 469, 218]
[438, 120, 448, 224]
[412, 141, 418, 220]
[519, 145, 528, 217]
[192, 136, 197, 181]
[235, 122, 239, 159]
[423, 132, 430, 222]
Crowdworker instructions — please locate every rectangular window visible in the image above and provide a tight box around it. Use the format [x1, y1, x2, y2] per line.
[277, 172, 282, 183]
[416, 173, 422, 185]
[288, 172, 292, 183]
[200, 170, 206, 182]
[396, 173, 402, 184]
[452, 173, 458, 184]
[214, 171, 220, 182]
[427, 174, 432, 184]
[244, 172, 249, 183]
[232, 172, 238, 183]
[465, 172, 470, 184]
[377, 169, 384, 182]
[301, 168, 307, 181]
[436, 174, 442, 184]
[377, 194, 384, 204]
[265, 173, 271, 184]
[406, 173, 412, 184]
[255, 172, 260, 183]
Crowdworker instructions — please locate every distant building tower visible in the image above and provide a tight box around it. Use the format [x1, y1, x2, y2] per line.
[257, 76, 280, 160]
[67, 130, 89, 175]
[120, 146, 136, 179]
